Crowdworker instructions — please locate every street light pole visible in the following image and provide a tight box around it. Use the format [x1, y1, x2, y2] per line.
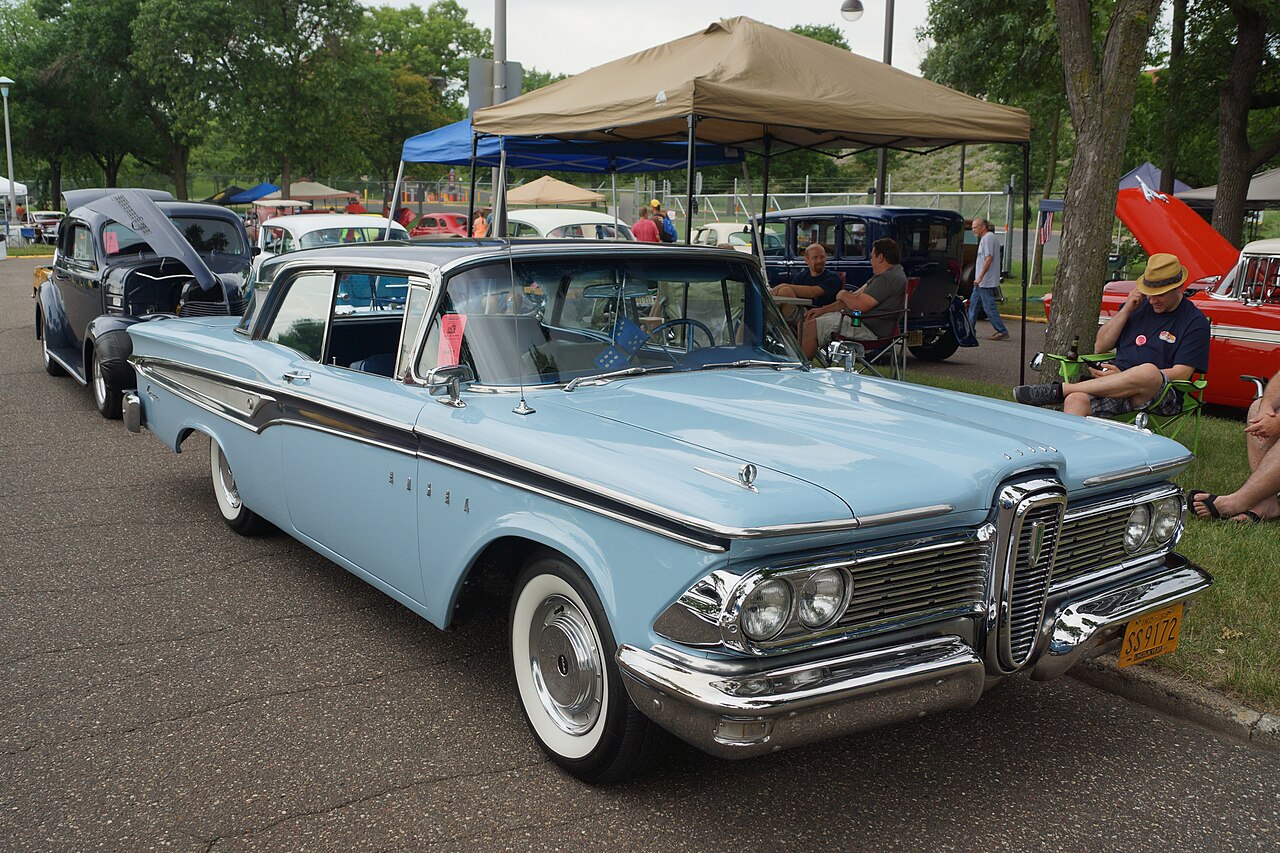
[490, 0, 507, 219]
[0, 76, 17, 226]
[841, 2, 894, 204]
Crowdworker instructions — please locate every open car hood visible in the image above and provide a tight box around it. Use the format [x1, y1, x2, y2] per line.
[1114, 185, 1238, 282]
[81, 190, 220, 292]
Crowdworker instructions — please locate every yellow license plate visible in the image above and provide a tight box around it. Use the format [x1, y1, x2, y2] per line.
[1117, 604, 1184, 668]
[906, 330, 924, 346]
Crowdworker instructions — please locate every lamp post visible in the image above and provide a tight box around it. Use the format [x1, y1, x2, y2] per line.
[0, 76, 16, 226]
[841, 1, 894, 205]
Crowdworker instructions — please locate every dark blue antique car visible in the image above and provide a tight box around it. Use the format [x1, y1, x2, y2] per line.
[758, 205, 967, 360]
[35, 189, 252, 418]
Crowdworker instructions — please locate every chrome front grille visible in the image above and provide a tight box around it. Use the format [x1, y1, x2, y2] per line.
[1052, 487, 1181, 586]
[832, 537, 990, 636]
[180, 297, 246, 318]
[1006, 502, 1064, 664]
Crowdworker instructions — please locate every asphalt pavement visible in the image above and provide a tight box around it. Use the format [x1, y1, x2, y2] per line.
[3, 257, 1277, 851]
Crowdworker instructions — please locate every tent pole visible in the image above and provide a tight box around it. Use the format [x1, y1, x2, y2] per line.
[1019, 139, 1031, 386]
[684, 114, 698, 243]
[611, 168, 619, 233]
[385, 160, 405, 240]
[758, 136, 772, 265]
[467, 133, 480, 237]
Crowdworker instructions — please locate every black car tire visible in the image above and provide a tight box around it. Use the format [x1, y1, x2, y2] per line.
[210, 439, 271, 536]
[91, 347, 124, 419]
[510, 551, 666, 784]
[909, 328, 960, 362]
[40, 316, 66, 377]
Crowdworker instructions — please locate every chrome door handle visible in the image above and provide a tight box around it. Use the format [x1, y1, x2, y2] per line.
[282, 370, 311, 384]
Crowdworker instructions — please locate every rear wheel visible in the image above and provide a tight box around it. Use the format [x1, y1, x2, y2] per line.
[210, 439, 271, 536]
[510, 552, 665, 783]
[91, 348, 123, 419]
[39, 313, 66, 377]
[909, 328, 959, 362]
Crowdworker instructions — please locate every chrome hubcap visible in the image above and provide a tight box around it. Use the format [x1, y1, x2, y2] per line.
[530, 594, 602, 735]
[92, 356, 106, 405]
[216, 448, 242, 511]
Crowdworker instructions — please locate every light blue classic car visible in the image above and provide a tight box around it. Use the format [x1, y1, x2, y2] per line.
[124, 241, 1212, 783]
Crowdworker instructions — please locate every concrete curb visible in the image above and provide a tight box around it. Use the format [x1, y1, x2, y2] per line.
[1071, 655, 1280, 753]
[999, 312, 1048, 324]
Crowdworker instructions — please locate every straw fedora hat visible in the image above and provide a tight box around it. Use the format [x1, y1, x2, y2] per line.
[1136, 253, 1189, 296]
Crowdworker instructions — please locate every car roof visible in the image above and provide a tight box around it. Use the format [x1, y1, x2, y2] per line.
[507, 208, 625, 229]
[1241, 238, 1280, 255]
[761, 205, 964, 221]
[262, 213, 405, 233]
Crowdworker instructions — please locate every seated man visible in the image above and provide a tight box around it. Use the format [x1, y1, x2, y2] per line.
[800, 238, 907, 360]
[771, 243, 842, 314]
[1014, 253, 1210, 417]
[1189, 369, 1280, 523]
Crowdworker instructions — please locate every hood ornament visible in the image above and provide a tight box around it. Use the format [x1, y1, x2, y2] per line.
[695, 464, 759, 493]
[738, 464, 757, 489]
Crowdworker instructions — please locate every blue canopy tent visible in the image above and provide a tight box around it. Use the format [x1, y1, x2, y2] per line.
[388, 118, 744, 239]
[1118, 162, 1190, 194]
[227, 183, 280, 204]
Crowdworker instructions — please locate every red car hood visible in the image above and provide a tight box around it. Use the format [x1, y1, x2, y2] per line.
[1114, 186, 1238, 282]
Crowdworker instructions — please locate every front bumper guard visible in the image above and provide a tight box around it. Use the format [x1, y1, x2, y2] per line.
[618, 552, 1212, 759]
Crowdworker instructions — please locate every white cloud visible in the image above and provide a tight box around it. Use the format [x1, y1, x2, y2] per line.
[367, 1, 932, 78]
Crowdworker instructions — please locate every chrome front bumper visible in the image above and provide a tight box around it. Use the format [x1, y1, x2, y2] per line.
[617, 552, 1212, 759]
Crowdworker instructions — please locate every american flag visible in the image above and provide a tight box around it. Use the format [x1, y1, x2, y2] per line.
[1038, 211, 1054, 245]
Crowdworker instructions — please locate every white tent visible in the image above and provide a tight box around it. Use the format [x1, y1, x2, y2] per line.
[0, 176, 28, 196]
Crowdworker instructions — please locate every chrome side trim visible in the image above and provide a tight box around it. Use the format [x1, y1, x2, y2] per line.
[1210, 324, 1280, 345]
[856, 504, 955, 528]
[1082, 454, 1194, 488]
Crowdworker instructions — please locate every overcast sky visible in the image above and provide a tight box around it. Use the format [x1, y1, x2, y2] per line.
[375, 1, 934, 78]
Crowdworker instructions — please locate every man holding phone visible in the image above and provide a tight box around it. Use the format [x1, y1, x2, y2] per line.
[1013, 253, 1210, 417]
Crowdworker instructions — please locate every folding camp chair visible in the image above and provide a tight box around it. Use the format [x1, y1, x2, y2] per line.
[1043, 352, 1207, 453]
[832, 277, 919, 380]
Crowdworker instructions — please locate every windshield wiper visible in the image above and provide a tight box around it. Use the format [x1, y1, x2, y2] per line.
[698, 359, 805, 371]
[563, 365, 675, 392]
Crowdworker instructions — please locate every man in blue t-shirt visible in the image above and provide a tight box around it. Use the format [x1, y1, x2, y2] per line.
[1014, 253, 1210, 417]
[771, 243, 843, 307]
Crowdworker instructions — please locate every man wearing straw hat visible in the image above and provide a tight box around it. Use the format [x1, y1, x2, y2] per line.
[1013, 252, 1210, 418]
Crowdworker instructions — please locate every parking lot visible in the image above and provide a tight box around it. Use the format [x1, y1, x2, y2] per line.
[3, 257, 1278, 851]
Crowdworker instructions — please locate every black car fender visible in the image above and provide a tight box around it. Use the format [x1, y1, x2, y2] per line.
[35, 280, 70, 348]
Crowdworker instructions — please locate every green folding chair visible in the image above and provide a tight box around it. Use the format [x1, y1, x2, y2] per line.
[1042, 352, 1207, 454]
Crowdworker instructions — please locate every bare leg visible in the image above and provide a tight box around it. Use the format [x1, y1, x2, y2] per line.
[1063, 391, 1092, 417]
[801, 317, 819, 359]
[1192, 441, 1280, 520]
[1062, 363, 1165, 409]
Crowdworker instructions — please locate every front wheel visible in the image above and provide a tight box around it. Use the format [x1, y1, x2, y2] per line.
[91, 348, 123, 419]
[510, 553, 665, 783]
[210, 439, 271, 536]
[909, 328, 959, 361]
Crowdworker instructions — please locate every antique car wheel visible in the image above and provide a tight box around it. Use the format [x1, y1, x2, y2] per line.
[909, 328, 959, 361]
[91, 348, 123, 419]
[510, 553, 665, 783]
[209, 439, 271, 536]
[39, 313, 66, 377]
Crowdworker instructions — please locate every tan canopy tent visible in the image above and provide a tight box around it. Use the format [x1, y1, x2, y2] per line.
[506, 175, 605, 206]
[263, 181, 359, 202]
[470, 16, 1036, 378]
[1177, 165, 1280, 210]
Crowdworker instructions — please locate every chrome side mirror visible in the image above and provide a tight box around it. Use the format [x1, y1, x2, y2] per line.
[1030, 352, 1045, 371]
[826, 340, 863, 373]
[425, 364, 475, 408]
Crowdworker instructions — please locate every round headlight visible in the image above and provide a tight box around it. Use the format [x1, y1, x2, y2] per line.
[798, 569, 847, 629]
[740, 578, 792, 641]
[1124, 505, 1153, 553]
[1151, 496, 1182, 543]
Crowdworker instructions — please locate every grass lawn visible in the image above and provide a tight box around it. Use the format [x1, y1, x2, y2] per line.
[905, 368, 1280, 714]
[5, 245, 55, 257]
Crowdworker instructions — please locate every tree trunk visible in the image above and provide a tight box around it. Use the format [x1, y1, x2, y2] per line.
[104, 153, 123, 188]
[49, 159, 62, 210]
[1044, 0, 1161, 380]
[280, 156, 292, 201]
[1032, 109, 1062, 289]
[1159, 0, 1187, 194]
[169, 145, 190, 200]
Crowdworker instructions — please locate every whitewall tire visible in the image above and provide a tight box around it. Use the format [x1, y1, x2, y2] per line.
[209, 439, 270, 536]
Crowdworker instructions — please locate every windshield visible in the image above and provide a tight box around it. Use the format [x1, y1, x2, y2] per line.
[103, 216, 246, 258]
[417, 255, 803, 387]
[298, 225, 409, 248]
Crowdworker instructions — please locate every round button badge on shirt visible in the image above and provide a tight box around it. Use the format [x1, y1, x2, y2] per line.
[1135, 334, 1147, 346]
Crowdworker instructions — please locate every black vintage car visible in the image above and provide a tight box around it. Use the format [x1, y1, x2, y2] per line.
[35, 189, 253, 418]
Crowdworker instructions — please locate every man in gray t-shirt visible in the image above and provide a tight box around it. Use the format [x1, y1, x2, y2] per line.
[801, 238, 907, 358]
[968, 217, 1009, 340]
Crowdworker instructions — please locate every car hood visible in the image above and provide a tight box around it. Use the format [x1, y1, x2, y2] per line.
[1115, 187, 1238, 282]
[533, 369, 1189, 524]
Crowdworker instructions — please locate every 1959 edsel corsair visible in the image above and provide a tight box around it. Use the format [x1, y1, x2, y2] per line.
[122, 240, 1212, 783]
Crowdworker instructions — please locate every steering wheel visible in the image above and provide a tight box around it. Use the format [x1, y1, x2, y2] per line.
[647, 318, 716, 350]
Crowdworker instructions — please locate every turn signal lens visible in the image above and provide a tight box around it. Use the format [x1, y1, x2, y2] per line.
[740, 578, 792, 641]
[1151, 496, 1182, 543]
[798, 569, 846, 629]
[1124, 505, 1153, 553]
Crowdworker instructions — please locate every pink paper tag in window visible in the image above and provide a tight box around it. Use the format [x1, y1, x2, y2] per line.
[437, 313, 467, 367]
[104, 231, 119, 254]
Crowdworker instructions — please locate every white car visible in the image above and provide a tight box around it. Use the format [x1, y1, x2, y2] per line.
[27, 210, 65, 243]
[505, 208, 634, 240]
[254, 214, 408, 270]
[692, 221, 752, 251]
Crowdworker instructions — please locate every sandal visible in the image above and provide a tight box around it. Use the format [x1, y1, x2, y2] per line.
[1231, 510, 1262, 525]
[1186, 489, 1223, 519]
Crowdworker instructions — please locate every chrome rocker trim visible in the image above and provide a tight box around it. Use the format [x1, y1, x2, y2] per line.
[621, 552, 1211, 759]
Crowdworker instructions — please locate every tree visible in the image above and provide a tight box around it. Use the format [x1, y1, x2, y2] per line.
[1044, 0, 1163, 376]
[789, 24, 849, 50]
[362, 1, 491, 113]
